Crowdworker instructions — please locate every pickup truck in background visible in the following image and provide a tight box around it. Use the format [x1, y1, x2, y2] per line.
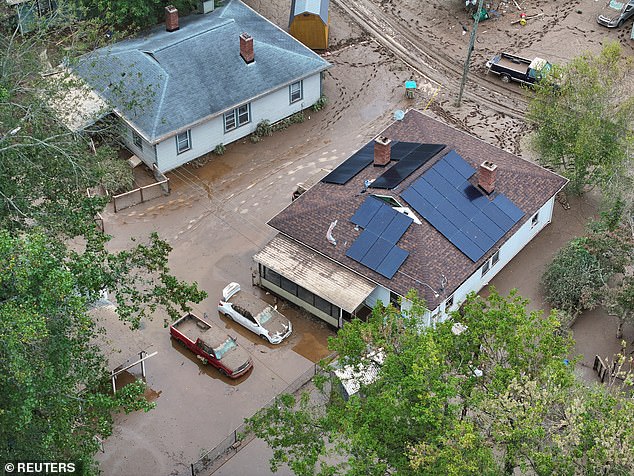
[170, 313, 253, 378]
[597, 0, 634, 27]
[218, 282, 292, 344]
[486, 52, 554, 86]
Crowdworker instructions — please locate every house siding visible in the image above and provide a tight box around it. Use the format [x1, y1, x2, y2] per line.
[153, 73, 323, 172]
[122, 126, 155, 166]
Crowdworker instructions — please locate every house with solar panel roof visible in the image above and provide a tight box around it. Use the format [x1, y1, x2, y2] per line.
[69, 0, 330, 172]
[254, 109, 567, 328]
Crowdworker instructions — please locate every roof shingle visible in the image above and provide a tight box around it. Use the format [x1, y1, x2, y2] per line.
[268, 110, 567, 309]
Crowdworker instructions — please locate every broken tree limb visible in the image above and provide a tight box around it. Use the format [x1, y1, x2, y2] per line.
[510, 12, 543, 24]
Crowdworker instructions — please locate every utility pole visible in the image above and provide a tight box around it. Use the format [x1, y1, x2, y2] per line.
[456, 0, 485, 107]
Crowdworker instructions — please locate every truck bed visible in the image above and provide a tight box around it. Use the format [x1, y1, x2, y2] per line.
[171, 313, 212, 343]
[495, 54, 530, 73]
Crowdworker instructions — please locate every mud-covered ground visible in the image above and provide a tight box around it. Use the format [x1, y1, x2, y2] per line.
[96, 1, 633, 475]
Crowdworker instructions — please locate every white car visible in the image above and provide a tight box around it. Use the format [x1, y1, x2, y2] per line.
[217, 283, 292, 344]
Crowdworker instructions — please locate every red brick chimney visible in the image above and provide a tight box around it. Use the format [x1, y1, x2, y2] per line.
[165, 5, 179, 32]
[240, 33, 254, 64]
[374, 136, 391, 167]
[478, 161, 497, 194]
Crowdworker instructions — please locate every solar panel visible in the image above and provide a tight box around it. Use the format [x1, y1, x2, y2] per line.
[371, 144, 446, 189]
[350, 196, 382, 228]
[382, 212, 413, 244]
[376, 247, 409, 279]
[493, 194, 525, 222]
[322, 143, 374, 185]
[366, 205, 397, 234]
[444, 150, 477, 179]
[346, 196, 414, 278]
[362, 237, 393, 269]
[400, 151, 524, 262]
[390, 141, 424, 159]
[345, 230, 378, 261]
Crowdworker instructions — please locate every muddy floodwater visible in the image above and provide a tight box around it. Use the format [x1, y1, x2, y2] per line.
[96, 0, 633, 474]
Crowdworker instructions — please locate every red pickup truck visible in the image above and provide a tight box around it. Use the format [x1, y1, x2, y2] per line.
[169, 313, 253, 378]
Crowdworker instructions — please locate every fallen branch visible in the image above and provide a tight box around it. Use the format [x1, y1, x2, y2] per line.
[510, 12, 544, 24]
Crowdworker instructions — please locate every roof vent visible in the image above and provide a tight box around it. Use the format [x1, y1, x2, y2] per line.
[478, 160, 497, 194]
[374, 136, 391, 167]
[165, 5, 179, 32]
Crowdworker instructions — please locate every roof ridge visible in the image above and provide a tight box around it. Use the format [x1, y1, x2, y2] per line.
[151, 75, 170, 140]
[149, 18, 235, 54]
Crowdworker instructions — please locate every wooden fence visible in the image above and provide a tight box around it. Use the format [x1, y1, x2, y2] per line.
[113, 164, 170, 213]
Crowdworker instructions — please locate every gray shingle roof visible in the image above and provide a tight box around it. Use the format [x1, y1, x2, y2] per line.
[73, 0, 330, 143]
[290, 0, 330, 24]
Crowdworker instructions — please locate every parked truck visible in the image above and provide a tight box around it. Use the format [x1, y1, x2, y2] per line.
[169, 312, 253, 378]
[218, 282, 292, 344]
[486, 52, 553, 86]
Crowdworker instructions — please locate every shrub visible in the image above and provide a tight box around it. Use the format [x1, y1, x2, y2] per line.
[311, 95, 327, 112]
[213, 143, 226, 155]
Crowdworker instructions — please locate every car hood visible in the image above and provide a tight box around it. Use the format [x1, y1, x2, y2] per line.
[220, 345, 251, 371]
[258, 308, 291, 336]
[599, 0, 626, 21]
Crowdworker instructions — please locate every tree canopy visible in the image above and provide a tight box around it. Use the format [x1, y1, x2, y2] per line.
[527, 42, 634, 195]
[248, 290, 634, 475]
[0, 7, 206, 473]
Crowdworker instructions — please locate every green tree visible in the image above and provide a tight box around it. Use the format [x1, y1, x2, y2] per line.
[527, 42, 634, 195]
[0, 7, 207, 473]
[541, 238, 606, 317]
[248, 290, 634, 475]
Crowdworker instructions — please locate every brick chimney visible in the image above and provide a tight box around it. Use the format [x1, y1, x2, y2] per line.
[478, 161, 497, 194]
[165, 5, 179, 32]
[240, 33, 254, 64]
[374, 136, 391, 167]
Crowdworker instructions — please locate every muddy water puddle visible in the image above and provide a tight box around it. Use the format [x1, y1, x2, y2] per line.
[113, 370, 163, 401]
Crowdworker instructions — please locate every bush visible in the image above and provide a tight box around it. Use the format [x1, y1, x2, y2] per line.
[250, 120, 273, 143]
[542, 239, 605, 315]
[311, 94, 327, 112]
[213, 143, 226, 155]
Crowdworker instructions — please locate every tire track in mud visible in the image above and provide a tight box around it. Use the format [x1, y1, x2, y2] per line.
[332, 0, 529, 120]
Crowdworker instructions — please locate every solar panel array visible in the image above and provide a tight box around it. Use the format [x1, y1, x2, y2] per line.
[346, 196, 413, 279]
[322, 143, 374, 185]
[370, 143, 446, 189]
[322, 140, 445, 187]
[400, 150, 524, 262]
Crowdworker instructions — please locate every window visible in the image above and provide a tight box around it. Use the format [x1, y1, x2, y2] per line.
[289, 80, 303, 103]
[224, 103, 251, 132]
[372, 194, 402, 208]
[531, 212, 539, 227]
[132, 132, 143, 150]
[491, 250, 500, 266]
[445, 294, 454, 310]
[263, 267, 281, 287]
[481, 260, 490, 277]
[176, 130, 191, 154]
[298, 286, 314, 306]
[280, 276, 298, 295]
[482, 250, 500, 277]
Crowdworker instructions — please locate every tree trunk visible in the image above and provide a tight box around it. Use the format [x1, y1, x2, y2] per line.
[616, 318, 624, 339]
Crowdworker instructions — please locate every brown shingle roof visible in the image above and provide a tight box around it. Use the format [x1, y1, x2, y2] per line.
[267, 110, 567, 309]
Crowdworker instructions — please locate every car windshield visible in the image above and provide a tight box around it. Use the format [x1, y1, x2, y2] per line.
[258, 307, 274, 325]
[214, 338, 237, 359]
[609, 0, 624, 10]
